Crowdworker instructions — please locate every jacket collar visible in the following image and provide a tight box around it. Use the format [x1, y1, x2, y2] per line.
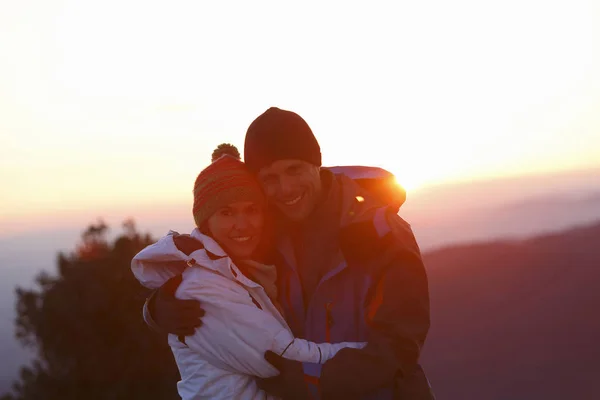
[190, 229, 227, 258]
[183, 229, 262, 289]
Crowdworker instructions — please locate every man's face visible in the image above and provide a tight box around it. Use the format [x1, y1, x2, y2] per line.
[257, 159, 322, 222]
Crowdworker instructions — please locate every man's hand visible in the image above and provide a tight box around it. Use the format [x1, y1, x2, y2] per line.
[173, 234, 203, 256]
[151, 274, 205, 336]
[257, 351, 309, 400]
[148, 233, 206, 336]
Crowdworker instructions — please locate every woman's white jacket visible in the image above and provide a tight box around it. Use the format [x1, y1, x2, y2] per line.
[131, 229, 364, 400]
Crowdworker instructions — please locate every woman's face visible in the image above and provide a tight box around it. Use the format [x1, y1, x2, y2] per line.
[206, 201, 264, 259]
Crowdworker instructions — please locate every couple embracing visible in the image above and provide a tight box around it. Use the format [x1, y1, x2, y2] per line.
[132, 107, 434, 399]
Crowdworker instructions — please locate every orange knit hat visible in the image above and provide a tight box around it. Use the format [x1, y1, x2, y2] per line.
[192, 148, 265, 229]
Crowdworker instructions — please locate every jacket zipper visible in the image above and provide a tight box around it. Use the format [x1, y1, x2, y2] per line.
[306, 260, 346, 344]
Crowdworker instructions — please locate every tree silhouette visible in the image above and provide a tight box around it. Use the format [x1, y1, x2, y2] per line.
[2, 220, 179, 400]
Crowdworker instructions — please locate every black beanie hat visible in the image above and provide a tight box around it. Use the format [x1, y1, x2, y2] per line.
[244, 107, 322, 173]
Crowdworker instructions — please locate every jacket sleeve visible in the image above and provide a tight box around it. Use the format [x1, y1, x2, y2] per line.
[177, 268, 365, 378]
[317, 213, 431, 398]
[273, 330, 366, 364]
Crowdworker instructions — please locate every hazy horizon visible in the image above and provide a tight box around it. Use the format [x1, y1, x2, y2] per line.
[2, 165, 599, 240]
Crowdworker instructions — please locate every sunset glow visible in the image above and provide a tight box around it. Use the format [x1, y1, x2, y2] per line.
[2, 0, 599, 235]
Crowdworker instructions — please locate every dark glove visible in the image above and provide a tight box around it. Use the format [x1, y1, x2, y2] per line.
[173, 234, 204, 256]
[149, 233, 206, 336]
[257, 351, 310, 400]
[150, 274, 205, 336]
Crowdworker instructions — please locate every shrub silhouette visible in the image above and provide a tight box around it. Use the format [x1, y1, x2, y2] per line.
[3, 220, 179, 400]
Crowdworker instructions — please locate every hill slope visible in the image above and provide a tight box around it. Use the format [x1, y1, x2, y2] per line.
[420, 222, 600, 399]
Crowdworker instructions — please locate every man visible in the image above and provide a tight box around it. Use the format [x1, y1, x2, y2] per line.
[147, 107, 434, 399]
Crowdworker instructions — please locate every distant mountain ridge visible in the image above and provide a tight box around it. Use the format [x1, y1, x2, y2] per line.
[402, 189, 600, 251]
[420, 221, 600, 399]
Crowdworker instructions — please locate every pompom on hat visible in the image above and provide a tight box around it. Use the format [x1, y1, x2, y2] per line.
[211, 143, 241, 162]
[192, 144, 265, 229]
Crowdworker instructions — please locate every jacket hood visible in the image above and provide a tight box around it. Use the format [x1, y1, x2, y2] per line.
[326, 165, 406, 212]
[131, 229, 258, 290]
[336, 172, 386, 225]
[332, 172, 396, 246]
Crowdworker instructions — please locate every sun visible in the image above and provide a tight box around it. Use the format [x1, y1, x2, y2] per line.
[391, 170, 431, 193]
[393, 174, 419, 193]
[386, 157, 452, 193]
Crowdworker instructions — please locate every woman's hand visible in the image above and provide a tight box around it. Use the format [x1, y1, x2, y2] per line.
[173, 234, 204, 255]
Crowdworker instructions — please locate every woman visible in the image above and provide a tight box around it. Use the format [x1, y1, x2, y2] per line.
[131, 149, 364, 399]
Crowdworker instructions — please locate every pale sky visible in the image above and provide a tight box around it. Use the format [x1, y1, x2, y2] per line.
[2, 0, 599, 234]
